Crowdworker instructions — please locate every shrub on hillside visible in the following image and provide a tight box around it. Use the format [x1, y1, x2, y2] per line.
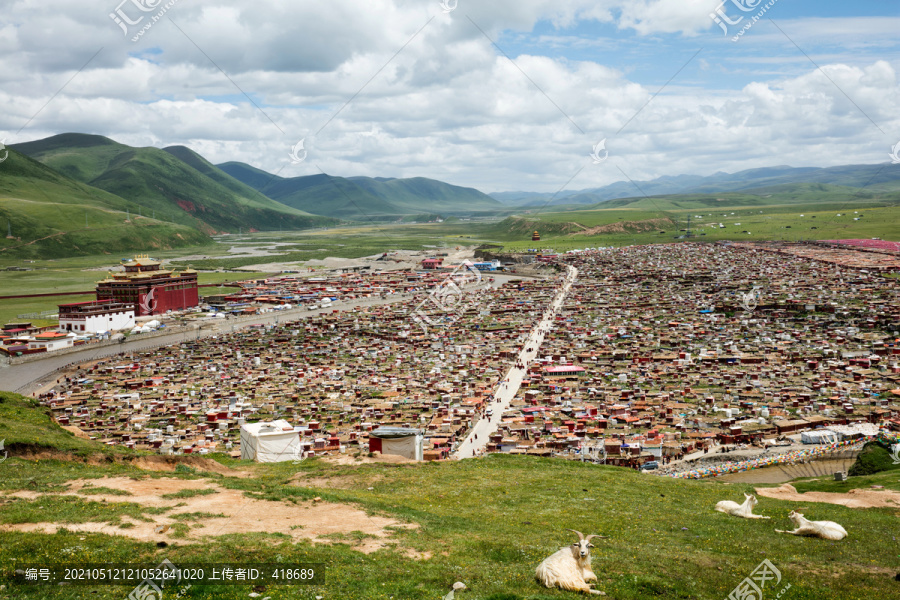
[849, 441, 900, 476]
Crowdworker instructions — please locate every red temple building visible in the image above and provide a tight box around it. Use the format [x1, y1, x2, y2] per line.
[96, 255, 199, 316]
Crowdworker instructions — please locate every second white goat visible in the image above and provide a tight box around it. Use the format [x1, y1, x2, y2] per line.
[775, 510, 847, 540]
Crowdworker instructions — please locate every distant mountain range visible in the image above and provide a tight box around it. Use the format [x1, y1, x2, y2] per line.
[492, 163, 900, 207]
[217, 162, 502, 218]
[3, 131, 900, 258]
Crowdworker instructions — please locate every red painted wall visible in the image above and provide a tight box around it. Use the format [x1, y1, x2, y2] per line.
[99, 279, 199, 316]
[136, 286, 200, 316]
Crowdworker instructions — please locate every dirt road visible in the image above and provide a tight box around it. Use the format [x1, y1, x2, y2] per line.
[453, 265, 578, 459]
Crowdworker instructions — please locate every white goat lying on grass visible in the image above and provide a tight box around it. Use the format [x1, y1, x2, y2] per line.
[776, 510, 847, 541]
[535, 529, 607, 595]
[715, 493, 770, 519]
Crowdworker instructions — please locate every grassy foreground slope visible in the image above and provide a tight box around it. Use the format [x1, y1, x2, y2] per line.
[1, 391, 897, 599]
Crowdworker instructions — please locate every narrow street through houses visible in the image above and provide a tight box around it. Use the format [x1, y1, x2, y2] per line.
[453, 265, 578, 459]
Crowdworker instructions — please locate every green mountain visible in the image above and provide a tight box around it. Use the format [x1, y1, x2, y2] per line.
[0, 149, 209, 259]
[211, 161, 276, 191]
[12, 134, 336, 234]
[262, 173, 400, 218]
[217, 161, 503, 219]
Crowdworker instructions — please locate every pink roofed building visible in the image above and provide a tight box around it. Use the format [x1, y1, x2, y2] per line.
[542, 365, 586, 377]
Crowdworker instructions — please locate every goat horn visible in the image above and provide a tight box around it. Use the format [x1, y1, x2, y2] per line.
[566, 529, 584, 541]
[585, 534, 607, 542]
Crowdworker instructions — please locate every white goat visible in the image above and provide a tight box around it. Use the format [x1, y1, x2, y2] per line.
[775, 510, 847, 541]
[535, 529, 606, 595]
[715, 493, 770, 519]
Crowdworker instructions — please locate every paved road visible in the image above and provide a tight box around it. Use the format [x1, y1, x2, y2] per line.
[0, 275, 517, 395]
[453, 265, 578, 459]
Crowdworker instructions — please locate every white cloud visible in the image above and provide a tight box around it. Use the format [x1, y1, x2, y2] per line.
[619, 0, 723, 36]
[0, 1, 898, 194]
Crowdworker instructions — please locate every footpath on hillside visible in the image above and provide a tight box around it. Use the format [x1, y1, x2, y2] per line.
[454, 265, 578, 459]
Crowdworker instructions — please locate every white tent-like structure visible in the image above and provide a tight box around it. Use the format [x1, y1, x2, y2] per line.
[240, 420, 302, 462]
[801, 429, 839, 444]
[368, 427, 424, 461]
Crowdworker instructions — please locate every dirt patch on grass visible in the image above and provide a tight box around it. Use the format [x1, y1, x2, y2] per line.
[289, 473, 381, 489]
[7, 446, 246, 477]
[9, 448, 249, 477]
[785, 562, 897, 579]
[129, 455, 247, 477]
[0, 477, 418, 555]
[5, 491, 42, 500]
[756, 483, 900, 509]
[9, 447, 114, 465]
[570, 218, 675, 236]
[321, 453, 414, 466]
[60, 426, 91, 439]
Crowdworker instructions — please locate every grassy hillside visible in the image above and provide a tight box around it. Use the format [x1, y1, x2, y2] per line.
[348, 176, 502, 213]
[13, 134, 337, 234]
[488, 184, 900, 252]
[0, 392, 128, 457]
[0, 391, 897, 599]
[215, 160, 279, 190]
[219, 161, 504, 219]
[585, 183, 899, 212]
[483, 217, 585, 240]
[264, 173, 401, 218]
[0, 149, 211, 259]
[10, 132, 127, 182]
[162, 145, 320, 217]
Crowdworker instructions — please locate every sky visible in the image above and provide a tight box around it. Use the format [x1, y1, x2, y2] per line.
[1, 0, 899, 194]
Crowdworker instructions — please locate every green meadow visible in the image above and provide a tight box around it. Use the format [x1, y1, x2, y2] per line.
[0, 392, 897, 599]
[491, 202, 900, 253]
